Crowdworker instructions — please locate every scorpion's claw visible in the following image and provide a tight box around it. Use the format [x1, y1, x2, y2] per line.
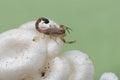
[60, 25, 72, 34]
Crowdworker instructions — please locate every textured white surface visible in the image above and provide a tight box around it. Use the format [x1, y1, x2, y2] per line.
[100, 72, 118, 80]
[64, 50, 94, 80]
[0, 28, 48, 80]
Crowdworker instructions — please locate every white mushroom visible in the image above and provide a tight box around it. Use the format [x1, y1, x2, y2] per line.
[99, 72, 118, 80]
[64, 50, 94, 80]
[0, 29, 47, 80]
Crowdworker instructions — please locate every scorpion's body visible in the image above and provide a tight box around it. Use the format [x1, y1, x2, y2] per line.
[35, 18, 75, 44]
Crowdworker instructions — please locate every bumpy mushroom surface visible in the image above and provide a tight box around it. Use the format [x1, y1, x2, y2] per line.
[0, 18, 95, 80]
[100, 72, 118, 80]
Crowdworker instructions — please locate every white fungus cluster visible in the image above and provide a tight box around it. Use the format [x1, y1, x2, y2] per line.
[0, 18, 118, 80]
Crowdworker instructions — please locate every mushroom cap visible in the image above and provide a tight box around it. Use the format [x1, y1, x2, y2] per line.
[64, 50, 94, 80]
[0, 29, 47, 80]
[100, 72, 118, 80]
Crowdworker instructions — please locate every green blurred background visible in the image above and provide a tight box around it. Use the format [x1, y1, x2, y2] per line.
[0, 0, 120, 79]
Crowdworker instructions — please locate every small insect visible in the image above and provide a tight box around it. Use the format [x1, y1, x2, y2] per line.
[35, 17, 75, 44]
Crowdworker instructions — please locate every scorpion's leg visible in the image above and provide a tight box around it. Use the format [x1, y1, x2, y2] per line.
[61, 38, 76, 44]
